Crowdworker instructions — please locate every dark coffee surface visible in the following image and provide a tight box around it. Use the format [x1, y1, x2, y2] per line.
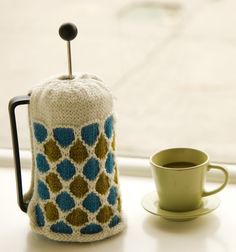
[163, 162, 196, 168]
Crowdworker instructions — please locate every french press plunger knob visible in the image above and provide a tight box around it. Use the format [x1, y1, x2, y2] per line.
[59, 22, 78, 79]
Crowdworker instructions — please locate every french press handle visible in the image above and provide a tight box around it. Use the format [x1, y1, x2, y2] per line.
[8, 95, 30, 213]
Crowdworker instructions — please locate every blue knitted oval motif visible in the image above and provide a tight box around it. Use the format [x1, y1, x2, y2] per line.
[36, 153, 49, 173]
[107, 186, 117, 205]
[50, 221, 73, 234]
[35, 204, 45, 227]
[33, 123, 48, 143]
[81, 123, 99, 146]
[37, 180, 50, 200]
[56, 159, 76, 181]
[104, 116, 113, 139]
[80, 223, 103, 234]
[53, 128, 75, 148]
[82, 193, 101, 213]
[83, 158, 100, 181]
[105, 152, 114, 174]
[56, 192, 75, 212]
[109, 215, 120, 228]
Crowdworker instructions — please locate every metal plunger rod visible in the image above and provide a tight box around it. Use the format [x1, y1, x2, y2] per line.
[67, 41, 73, 79]
[59, 23, 78, 79]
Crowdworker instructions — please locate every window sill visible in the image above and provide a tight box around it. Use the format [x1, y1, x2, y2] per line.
[0, 168, 235, 251]
[1, 148, 236, 183]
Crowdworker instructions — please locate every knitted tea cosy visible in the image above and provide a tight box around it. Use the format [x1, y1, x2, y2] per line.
[24, 73, 125, 242]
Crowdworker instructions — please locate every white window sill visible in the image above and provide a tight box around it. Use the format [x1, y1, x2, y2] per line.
[0, 167, 236, 251]
[1, 148, 236, 183]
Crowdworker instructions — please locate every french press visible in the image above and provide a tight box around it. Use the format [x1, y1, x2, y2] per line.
[9, 23, 125, 242]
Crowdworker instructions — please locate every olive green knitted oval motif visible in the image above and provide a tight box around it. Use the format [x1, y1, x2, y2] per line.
[114, 165, 118, 184]
[66, 208, 88, 226]
[95, 134, 108, 159]
[69, 139, 88, 164]
[70, 175, 89, 198]
[95, 172, 110, 195]
[112, 135, 116, 151]
[96, 205, 113, 223]
[44, 202, 59, 221]
[44, 139, 62, 162]
[117, 197, 121, 212]
[46, 173, 62, 193]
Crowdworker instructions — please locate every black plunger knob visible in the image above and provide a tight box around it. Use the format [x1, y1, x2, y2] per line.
[59, 23, 78, 41]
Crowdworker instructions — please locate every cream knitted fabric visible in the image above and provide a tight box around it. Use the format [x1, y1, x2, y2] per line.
[25, 73, 125, 242]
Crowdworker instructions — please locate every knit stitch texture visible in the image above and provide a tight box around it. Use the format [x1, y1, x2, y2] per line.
[25, 73, 125, 242]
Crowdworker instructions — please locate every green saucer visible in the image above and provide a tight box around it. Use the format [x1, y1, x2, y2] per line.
[141, 191, 220, 221]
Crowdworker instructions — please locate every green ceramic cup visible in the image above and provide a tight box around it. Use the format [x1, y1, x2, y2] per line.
[150, 148, 229, 212]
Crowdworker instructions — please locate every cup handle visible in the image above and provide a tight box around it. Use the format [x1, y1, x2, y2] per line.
[9, 96, 30, 213]
[202, 164, 229, 197]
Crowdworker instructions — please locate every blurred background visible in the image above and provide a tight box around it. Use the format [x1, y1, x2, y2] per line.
[1, 0, 236, 163]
